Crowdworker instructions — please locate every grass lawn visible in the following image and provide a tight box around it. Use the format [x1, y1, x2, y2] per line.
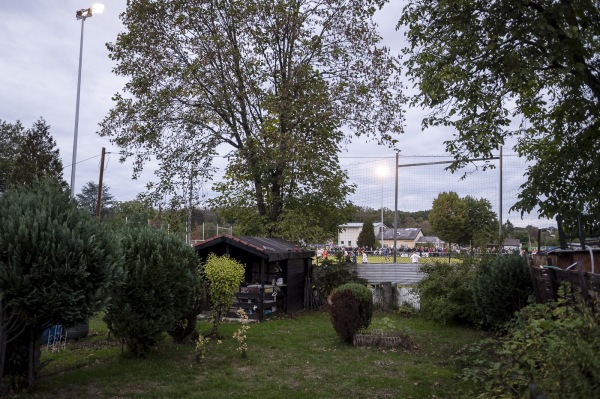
[14, 311, 484, 399]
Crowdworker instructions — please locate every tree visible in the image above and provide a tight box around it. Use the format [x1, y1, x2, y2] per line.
[0, 180, 120, 390]
[428, 192, 468, 247]
[204, 254, 245, 338]
[400, 1, 600, 233]
[0, 120, 22, 193]
[100, 0, 404, 241]
[357, 219, 377, 249]
[107, 199, 155, 228]
[462, 196, 498, 248]
[76, 181, 116, 219]
[503, 219, 515, 238]
[0, 118, 64, 193]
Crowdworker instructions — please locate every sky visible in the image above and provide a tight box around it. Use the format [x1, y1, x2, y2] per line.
[0, 1, 554, 228]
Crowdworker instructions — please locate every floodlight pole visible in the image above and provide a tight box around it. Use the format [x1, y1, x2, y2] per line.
[71, 6, 102, 198]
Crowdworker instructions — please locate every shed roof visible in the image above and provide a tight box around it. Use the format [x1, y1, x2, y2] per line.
[194, 235, 314, 262]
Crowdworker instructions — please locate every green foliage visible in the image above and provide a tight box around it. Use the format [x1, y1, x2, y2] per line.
[429, 192, 498, 248]
[0, 118, 64, 193]
[203, 254, 245, 337]
[106, 199, 155, 229]
[328, 286, 371, 345]
[104, 227, 200, 357]
[428, 192, 468, 246]
[400, 0, 600, 233]
[0, 179, 120, 389]
[100, 0, 403, 241]
[75, 181, 117, 219]
[459, 292, 600, 398]
[312, 258, 367, 301]
[416, 259, 480, 325]
[357, 219, 377, 248]
[473, 255, 533, 330]
[335, 283, 374, 328]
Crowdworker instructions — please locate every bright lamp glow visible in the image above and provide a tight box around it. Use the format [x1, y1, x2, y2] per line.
[91, 3, 104, 14]
[377, 165, 388, 178]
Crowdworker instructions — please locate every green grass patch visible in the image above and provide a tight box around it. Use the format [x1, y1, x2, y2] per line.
[14, 311, 484, 399]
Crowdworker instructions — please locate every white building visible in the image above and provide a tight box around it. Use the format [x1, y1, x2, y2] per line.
[337, 222, 385, 247]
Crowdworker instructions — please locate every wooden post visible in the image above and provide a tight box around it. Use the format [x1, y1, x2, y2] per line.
[95, 147, 106, 220]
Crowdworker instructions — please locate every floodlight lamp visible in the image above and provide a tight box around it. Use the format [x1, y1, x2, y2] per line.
[91, 3, 105, 14]
[76, 8, 92, 20]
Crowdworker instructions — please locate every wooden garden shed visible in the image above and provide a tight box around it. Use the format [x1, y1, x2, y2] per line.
[194, 235, 314, 320]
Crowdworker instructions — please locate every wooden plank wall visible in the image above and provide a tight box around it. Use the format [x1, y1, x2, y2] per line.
[529, 264, 600, 305]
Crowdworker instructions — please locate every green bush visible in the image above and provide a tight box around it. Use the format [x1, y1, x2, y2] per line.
[0, 180, 121, 390]
[459, 290, 600, 398]
[473, 254, 533, 330]
[313, 258, 367, 301]
[204, 254, 245, 337]
[415, 259, 480, 325]
[104, 227, 200, 357]
[328, 283, 373, 344]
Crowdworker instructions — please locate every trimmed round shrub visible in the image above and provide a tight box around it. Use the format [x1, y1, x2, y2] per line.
[104, 227, 200, 357]
[473, 254, 533, 329]
[328, 283, 373, 344]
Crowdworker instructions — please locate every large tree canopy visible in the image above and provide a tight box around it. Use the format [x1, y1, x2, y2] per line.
[100, 0, 404, 241]
[0, 118, 64, 193]
[401, 0, 600, 233]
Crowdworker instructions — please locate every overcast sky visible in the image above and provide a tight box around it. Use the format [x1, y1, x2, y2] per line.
[0, 1, 554, 228]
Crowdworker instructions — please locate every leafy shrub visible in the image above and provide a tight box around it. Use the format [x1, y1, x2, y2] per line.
[459, 290, 600, 398]
[104, 227, 200, 357]
[415, 259, 480, 325]
[473, 254, 533, 330]
[204, 254, 245, 337]
[0, 180, 121, 390]
[313, 258, 367, 302]
[328, 283, 373, 344]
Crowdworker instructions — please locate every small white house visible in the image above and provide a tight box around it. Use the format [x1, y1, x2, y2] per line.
[337, 222, 385, 247]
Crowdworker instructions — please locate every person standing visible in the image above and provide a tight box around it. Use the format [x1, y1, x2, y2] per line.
[410, 252, 420, 264]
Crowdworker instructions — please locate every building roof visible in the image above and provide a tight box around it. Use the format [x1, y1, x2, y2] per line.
[416, 236, 444, 244]
[503, 239, 522, 247]
[340, 222, 385, 229]
[382, 228, 422, 240]
[194, 235, 314, 262]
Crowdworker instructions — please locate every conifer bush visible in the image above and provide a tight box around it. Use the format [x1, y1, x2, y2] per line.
[473, 254, 533, 330]
[328, 283, 373, 344]
[0, 180, 121, 390]
[104, 227, 200, 357]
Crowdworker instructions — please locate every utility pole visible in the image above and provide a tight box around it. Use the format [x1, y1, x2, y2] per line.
[96, 147, 106, 220]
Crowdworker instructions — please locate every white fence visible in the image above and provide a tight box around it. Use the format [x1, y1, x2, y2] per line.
[371, 285, 420, 310]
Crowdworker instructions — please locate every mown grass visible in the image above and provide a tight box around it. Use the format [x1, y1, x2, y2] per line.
[14, 311, 484, 399]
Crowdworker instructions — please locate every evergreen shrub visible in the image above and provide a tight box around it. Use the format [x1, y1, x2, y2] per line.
[0, 180, 121, 390]
[473, 254, 533, 330]
[415, 259, 480, 325]
[104, 227, 200, 356]
[328, 283, 373, 344]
